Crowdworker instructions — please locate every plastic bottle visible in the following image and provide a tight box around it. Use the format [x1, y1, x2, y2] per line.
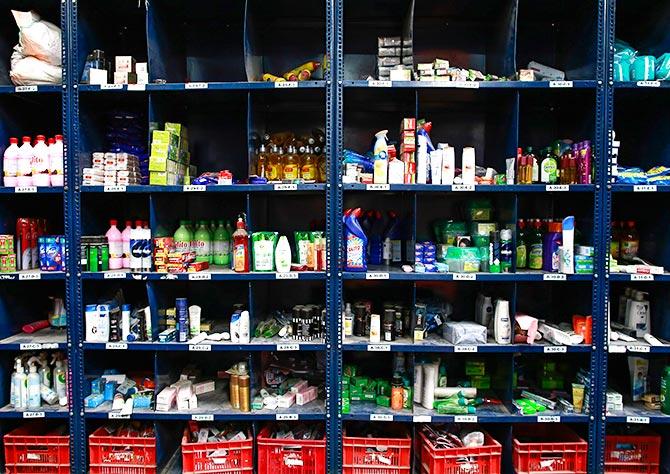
[266, 145, 282, 181]
[32, 135, 50, 186]
[129, 220, 144, 272]
[10, 359, 19, 407]
[526, 147, 538, 183]
[540, 148, 558, 184]
[121, 220, 132, 268]
[194, 221, 212, 263]
[17, 136, 33, 186]
[527, 219, 544, 270]
[174, 220, 193, 254]
[38, 353, 51, 387]
[232, 217, 250, 272]
[301, 146, 318, 181]
[50, 135, 64, 186]
[542, 222, 562, 272]
[494, 299, 512, 344]
[282, 146, 300, 180]
[141, 225, 152, 271]
[54, 360, 67, 406]
[3, 137, 19, 187]
[256, 144, 268, 178]
[620, 221, 639, 262]
[500, 229, 513, 273]
[384, 211, 402, 265]
[121, 304, 131, 341]
[516, 219, 527, 269]
[15, 361, 27, 409]
[343, 303, 353, 337]
[213, 220, 231, 266]
[106, 219, 124, 270]
[344, 208, 368, 272]
[275, 235, 292, 273]
[27, 362, 41, 409]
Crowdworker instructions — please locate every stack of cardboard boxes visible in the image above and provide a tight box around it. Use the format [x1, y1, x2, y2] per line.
[377, 36, 413, 81]
[399, 117, 416, 184]
[149, 123, 194, 185]
[82, 152, 142, 186]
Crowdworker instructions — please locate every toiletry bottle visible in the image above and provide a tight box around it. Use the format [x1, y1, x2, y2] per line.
[121, 220, 132, 268]
[391, 375, 404, 410]
[344, 208, 368, 272]
[369, 313, 381, 343]
[275, 235, 292, 273]
[121, 304, 131, 342]
[620, 221, 639, 262]
[542, 222, 563, 272]
[610, 221, 621, 260]
[232, 217, 250, 272]
[500, 229, 513, 273]
[494, 299, 512, 344]
[625, 290, 650, 337]
[238, 310, 250, 343]
[27, 362, 41, 409]
[106, 219, 123, 270]
[38, 353, 51, 387]
[540, 148, 558, 184]
[15, 361, 27, 409]
[528, 219, 544, 270]
[489, 231, 501, 273]
[516, 219, 528, 268]
[343, 303, 353, 337]
[10, 359, 19, 407]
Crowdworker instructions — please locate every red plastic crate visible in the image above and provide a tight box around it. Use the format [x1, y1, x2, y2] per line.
[605, 432, 661, 474]
[257, 425, 326, 474]
[89, 426, 157, 474]
[181, 428, 253, 473]
[342, 426, 412, 473]
[513, 425, 588, 474]
[419, 430, 502, 474]
[4, 425, 70, 474]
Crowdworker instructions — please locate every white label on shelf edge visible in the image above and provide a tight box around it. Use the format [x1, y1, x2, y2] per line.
[183, 185, 206, 192]
[277, 343, 300, 351]
[104, 185, 126, 193]
[454, 415, 478, 423]
[106, 342, 128, 350]
[42, 343, 59, 349]
[546, 184, 570, 191]
[185, 82, 208, 89]
[452, 184, 475, 191]
[453, 273, 477, 281]
[451, 81, 479, 89]
[189, 344, 211, 351]
[108, 412, 130, 419]
[636, 81, 660, 87]
[23, 411, 45, 418]
[366, 184, 390, 191]
[543, 273, 567, 281]
[626, 416, 650, 424]
[366, 272, 389, 280]
[192, 414, 214, 421]
[275, 81, 298, 88]
[370, 414, 393, 421]
[631, 274, 654, 281]
[633, 185, 657, 192]
[274, 183, 298, 191]
[276, 272, 299, 280]
[18, 272, 40, 281]
[188, 273, 211, 280]
[544, 346, 567, 353]
[549, 81, 573, 88]
[609, 345, 627, 353]
[537, 415, 561, 423]
[368, 80, 392, 88]
[276, 414, 299, 420]
[626, 345, 650, 353]
[104, 272, 127, 280]
[20, 343, 43, 350]
[454, 345, 477, 353]
[412, 415, 432, 423]
[101, 84, 123, 90]
[15, 186, 37, 193]
[127, 84, 146, 91]
[15, 85, 38, 92]
[367, 344, 391, 352]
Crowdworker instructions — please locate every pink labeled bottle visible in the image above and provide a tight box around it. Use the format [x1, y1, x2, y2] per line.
[50, 135, 64, 187]
[232, 217, 249, 273]
[32, 135, 50, 187]
[106, 219, 123, 270]
[17, 136, 33, 186]
[3, 137, 19, 187]
[121, 220, 132, 268]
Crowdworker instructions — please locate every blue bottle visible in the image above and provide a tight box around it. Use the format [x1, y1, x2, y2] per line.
[344, 208, 368, 272]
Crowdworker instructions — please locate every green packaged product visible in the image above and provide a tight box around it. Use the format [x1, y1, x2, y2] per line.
[377, 380, 391, 396]
[252, 396, 264, 410]
[376, 395, 391, 407]
[342, 387, 350, 399]
[352, 376, 369, 388]
[469, 375, 491, 389]
[294, 231, 311, 266]
[343, 365, 357, 377]
[251, 232, 278, 271]
[436, 404, 477, 415]
[363, 390, 376, 402]
[342, 376, 350, 387]
[465, 360, 486, 376]
[342, 397, 350, 414]
[349, 385, 362, 401]
[433, 220, 467, 245]
[403, 386, 413, 409]
[467, 199, 493, 221]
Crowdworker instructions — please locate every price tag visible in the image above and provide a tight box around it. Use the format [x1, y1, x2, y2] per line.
[454, 415, 478, 423]
[106, 342, 128, 350]
[42, 343, 59, 349]
[185, 82, 208, 89]
[537, 415, 561, 423]
[366, 184, 390, 191]
[104, 185, 126, 193]
[183, 185, 206, 192]
[104, 272, 127, 280]
[366, 272, 389, 280]
[274, 183, 298, 191]
[20, 343, 43, 350]
[191, 414, 214, 421]
[368, 80, 392, 88]
[609, 345, 627, 353]
[627, 345, 650, 353]
[189, 344, 211, 351]
[18, 272, 40, 281]
[15, 85, 38, 92]
[275, 81, 298, 88]
[453, 273, 477, 281]
[631, 274, 654, 281]
[22, 411, 45, 418]
[633, 185, 657, 192]
[101, 84, 123, 90]
[451, 81, 479, 89]
[636, 81, 660, 87]
[276, 414, 299, 421]
[370, 414, 393, 421]
[546, 184, 569, 191]
[413, 415, 432, 423]
[543, 273, 567, 281]
[544, 346, 567, 353]
[549, 81, 573, 88]
[127, 84, 146, 91]
[454, 346, 477, 353]
[188, 273, 211, 280]
[626, 416, 650, 424]
[108, 412, 130, 419]
[277, 343, 300, 351]
[452, 184, 475, 191]
[367, 344, 391, 352]
[15, 186, 37, 193]
[276, 272, 299, 280]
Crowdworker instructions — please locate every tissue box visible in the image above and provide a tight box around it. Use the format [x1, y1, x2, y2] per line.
[442, 321, 487, 345]
[155, 386, 177, 411]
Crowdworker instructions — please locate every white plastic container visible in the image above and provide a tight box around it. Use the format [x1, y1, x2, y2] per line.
[31, 135, 50, 186]
[49, 134, 64, 186]
[121, 220, 132, 268]
[3, 137, 19, 187]
[17, 136, 33, 186]
[493, 299, 511, 344]
[105, 219, 123, 269]
[275, 235, 292, 273]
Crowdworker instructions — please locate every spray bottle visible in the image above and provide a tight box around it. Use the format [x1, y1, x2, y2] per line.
[38, 352, 51, 388]
[53, 359, 67, 406]
[10, 358, 20, 407]
[27, 358, 41, 409]
[14, 360, 27, 409]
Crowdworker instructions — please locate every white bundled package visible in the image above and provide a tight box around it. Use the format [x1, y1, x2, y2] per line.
[10, 10, 62, 85]
[442, 321, 487, 345]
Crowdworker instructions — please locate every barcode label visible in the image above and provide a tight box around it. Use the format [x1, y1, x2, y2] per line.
[276, 414, 299, 420]
[183, 185, 206, 192]
[544, 346, 567, 353]
[275, 81, 298, 88]
[454, 415, 478, 423]
[626, 345, 650, 353]
[101, 84, 123, 90]
[537, 416, 561, 423]
[626, 416, 650, 424]
[631, 274, 654, 281]
[370, 414, 393, 421]
[274, 183, 298, 191]
[451, 81, 479, 89]
[189, 344, 211, 351]
[609, 345, 626, 353]
[546, 185, 569, 191]
[366, 184, 390, 191]
[367, 344, 391, 352]
[15, 186, 37, 193]
[104, 185, 126, 193]
[18, 273, 40, 281]
[42, 343, 59, 349]
[412, 415, 432, 423]
[185, 82, 208, 89]
[636, 81, 660, 87]
[192, 414, 214, 421]
[22, 411, 45, 418]
[106, 342, 128, 350]
[15, 86, 38, 92]
[20, 343, 43, 350]
[104, 272, 126, 279]
[454, 346, 477, 353]
[549, 81, 573, 88]
[127, 84, 146, 91]
[543, 273, 567, 281]
[452, 184, 475, 191]
[188, 273, 211, 280]
[108, 412, 130, 419]
[369, 80, 392, 88]
[633, 185, 657, 192]
[453, 274, 476, 281]
[277, 343, 300, 351]
[276, 272, 299, 280]
[366, 272, 389, 280]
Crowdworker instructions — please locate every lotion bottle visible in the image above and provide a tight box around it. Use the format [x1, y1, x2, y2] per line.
[494, 299, 512, 344]
[275, 236, 292, 273]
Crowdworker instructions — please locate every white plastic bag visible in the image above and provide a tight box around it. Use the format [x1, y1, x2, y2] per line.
[10, 56, 62, 85]
[12, 10, 61, 66]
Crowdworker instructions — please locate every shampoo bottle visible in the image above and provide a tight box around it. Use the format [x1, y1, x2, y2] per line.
[275, 235, 292, 273]
[494, 299, 512, 344]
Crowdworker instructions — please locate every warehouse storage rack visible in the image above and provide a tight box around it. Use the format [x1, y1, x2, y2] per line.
[0, 0, 666, 471]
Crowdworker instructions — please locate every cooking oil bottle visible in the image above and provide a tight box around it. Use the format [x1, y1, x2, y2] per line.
[255, 144, 268, 178]
[301, 146, 318, 181]
[266, 145, 282, 181]
[282, 145, 300, 180]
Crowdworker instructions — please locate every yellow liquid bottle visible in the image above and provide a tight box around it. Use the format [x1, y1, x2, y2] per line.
[266, 145, 282, 181]
[301, 146, 318, 181]
[282, 146, 300, 180]
[317, 154, 327, 183]
[255, 144, 268, 178]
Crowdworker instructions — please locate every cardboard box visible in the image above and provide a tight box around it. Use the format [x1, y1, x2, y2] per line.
[115, 56, 136, 73]
[89, 68, 108, 85]
[114, 71, 137, 85]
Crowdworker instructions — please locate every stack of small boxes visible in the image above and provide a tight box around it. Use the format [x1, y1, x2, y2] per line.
[416, 58, 451, 81]
[114, 56, 149, 85]
[0, 235, 15, 273]
[377, 37, 413, 81]
[399, 117, 416, 184]
[82, 152, 141, 186]
[149, 123, 193, 185]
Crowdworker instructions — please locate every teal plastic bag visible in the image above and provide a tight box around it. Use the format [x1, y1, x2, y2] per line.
[631, 56, 655, 81]
[613, 57, 630, 81]
[656, 53, 670, 80]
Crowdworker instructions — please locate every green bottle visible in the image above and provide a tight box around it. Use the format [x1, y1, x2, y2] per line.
[516, 219, 527, 269]
[527, 219, 543, 270]
[174, 220, 193, 253]
[213, 220, 231, 266]
[225, 220, 234, 268]
[194, 221, 212, 263]
[661, 366, 670, 415]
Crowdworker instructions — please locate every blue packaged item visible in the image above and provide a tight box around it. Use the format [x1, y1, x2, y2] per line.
[344, 208, 368, 271]
[104, 381, 117, 401]
[656, 53, 670, 80]
[632, 56, 656, 81]
[84, 393, 104, 409]
[191, 172, 220, 185]
[39, 235, 65, 271]
[616, 166, 647, 184]
[613, 57, 630, 81]
[343, 149, 374, 173]
[91, 377, 104, 395]
[132, 392, 153, 409]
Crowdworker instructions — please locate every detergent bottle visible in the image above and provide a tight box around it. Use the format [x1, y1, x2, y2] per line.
[344, 208, 367, 272]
